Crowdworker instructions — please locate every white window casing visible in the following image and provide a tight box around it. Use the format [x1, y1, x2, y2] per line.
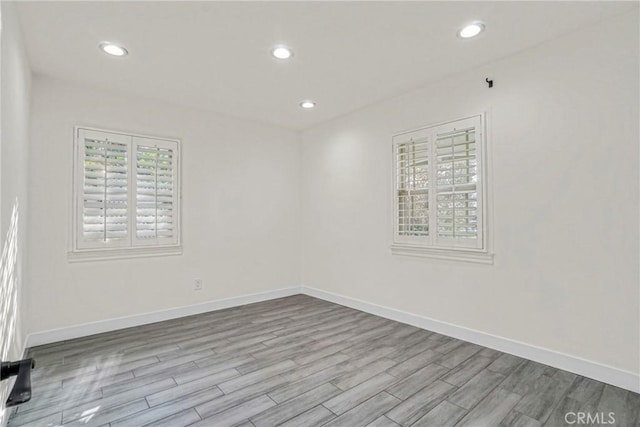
[72, 127, 181, 261]
[391, 114, 492, 263]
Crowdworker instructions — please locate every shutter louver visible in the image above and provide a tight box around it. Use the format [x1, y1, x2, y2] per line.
[435, 126, 478, 240]
[135, 139, 178, 244]
[396, 137, 429, 237]
[81, 135, 129, 244]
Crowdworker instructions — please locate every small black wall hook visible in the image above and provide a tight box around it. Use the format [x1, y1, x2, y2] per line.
[485, 78, 493, 88]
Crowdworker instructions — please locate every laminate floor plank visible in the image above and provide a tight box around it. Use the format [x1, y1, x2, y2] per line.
[386, 380, 455, 426]
[251, 383, 341, 427]
[324, 372, 397, 415]
[386, 363, 450, 400]
[279, 353, 351, 383]
[194, 373, 290, 419]
[456, 387, 522, 427]
[596, 385, 640, 426]
[565, 376, 606, 405]
[278, 405, 336, 427]
[411, 400, 467, 427]
[366, 415, 402, 427]
[500, 361, 554, 396]
[441, 354, 494, 387]
[110, 386, 224, 427]
[332, 358, 396, 391]
[269, 364, 349, 404]
[217, 359, 297, 394]
[103, 363, 198, 397]
[433, 342, 482, 369]
[62, 398, 149, 427]
[323, 392, 401, 427]
[499, 410, 542, 427]
[13, 384, 103, 415]
[143, 408, 202, 427]
[447, 369, 505, 410]
[173, 355, 253, 384]
[513, 370, 576, 423]
[191, 394, 276, 427]
[62, 378, 176, 424]
[8, 411, 61, 427]
[387, 349, 439, 379]
[543, 396, 597, 427]
[387, 330, 435, 353]
[487, 353, 527, 376]
[146, 369, 238, 407]
[8, 386, 103, 425]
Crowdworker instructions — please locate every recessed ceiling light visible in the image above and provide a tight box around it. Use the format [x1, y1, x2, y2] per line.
[458, 22, 485, 39]
[272, 45, 293, 60]
[99, 42, 128, 57]
[300, 100, 316, 109]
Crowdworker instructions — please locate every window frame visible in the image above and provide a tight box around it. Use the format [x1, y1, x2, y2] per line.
[390, 114, 493, 264]
[70, 126, 182, 262]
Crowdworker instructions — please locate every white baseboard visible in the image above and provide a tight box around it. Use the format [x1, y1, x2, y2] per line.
[26, 287, 301, 347]
[301, 286, 640, 394]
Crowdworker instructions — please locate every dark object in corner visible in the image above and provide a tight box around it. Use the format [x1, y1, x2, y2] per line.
[485, 78, 493, 88]
[1, 358, 35, 407]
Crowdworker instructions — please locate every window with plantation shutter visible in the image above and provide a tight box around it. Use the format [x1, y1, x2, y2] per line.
[73, 127, 181, 259]
[391, 115, 491, 263]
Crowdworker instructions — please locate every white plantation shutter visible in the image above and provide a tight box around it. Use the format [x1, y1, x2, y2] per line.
[434, 117, 482, 248]
[394, 128, 431, 242]
[133, 137, 179, 246]
[74, 128, 181, 254]
[393, 115, 485, 252]
[76, 129, 131, 249]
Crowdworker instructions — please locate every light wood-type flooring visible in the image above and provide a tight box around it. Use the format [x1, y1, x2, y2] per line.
[8, 295, 640, 427]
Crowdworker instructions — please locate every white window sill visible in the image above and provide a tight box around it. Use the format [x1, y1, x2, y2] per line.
[68, 246, 183, 262]
[390, 243, 494, 264]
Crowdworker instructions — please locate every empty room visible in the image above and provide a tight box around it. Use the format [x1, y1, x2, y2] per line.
[0, 1, 638, 426]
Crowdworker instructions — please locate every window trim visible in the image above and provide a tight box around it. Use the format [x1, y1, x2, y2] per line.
[390, 113, 493, 264]
[70, 126, 182, 261]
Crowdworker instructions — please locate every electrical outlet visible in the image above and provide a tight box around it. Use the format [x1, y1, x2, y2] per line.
[194, 278, 203, 291]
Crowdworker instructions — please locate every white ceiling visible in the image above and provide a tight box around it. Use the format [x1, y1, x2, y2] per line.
[16, 1, 635, 131]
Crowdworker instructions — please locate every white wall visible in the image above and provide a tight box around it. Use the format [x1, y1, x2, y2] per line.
[28, 76, 301, 334]
[0, 2, 31, 424]
[301, 11, 639, 377]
